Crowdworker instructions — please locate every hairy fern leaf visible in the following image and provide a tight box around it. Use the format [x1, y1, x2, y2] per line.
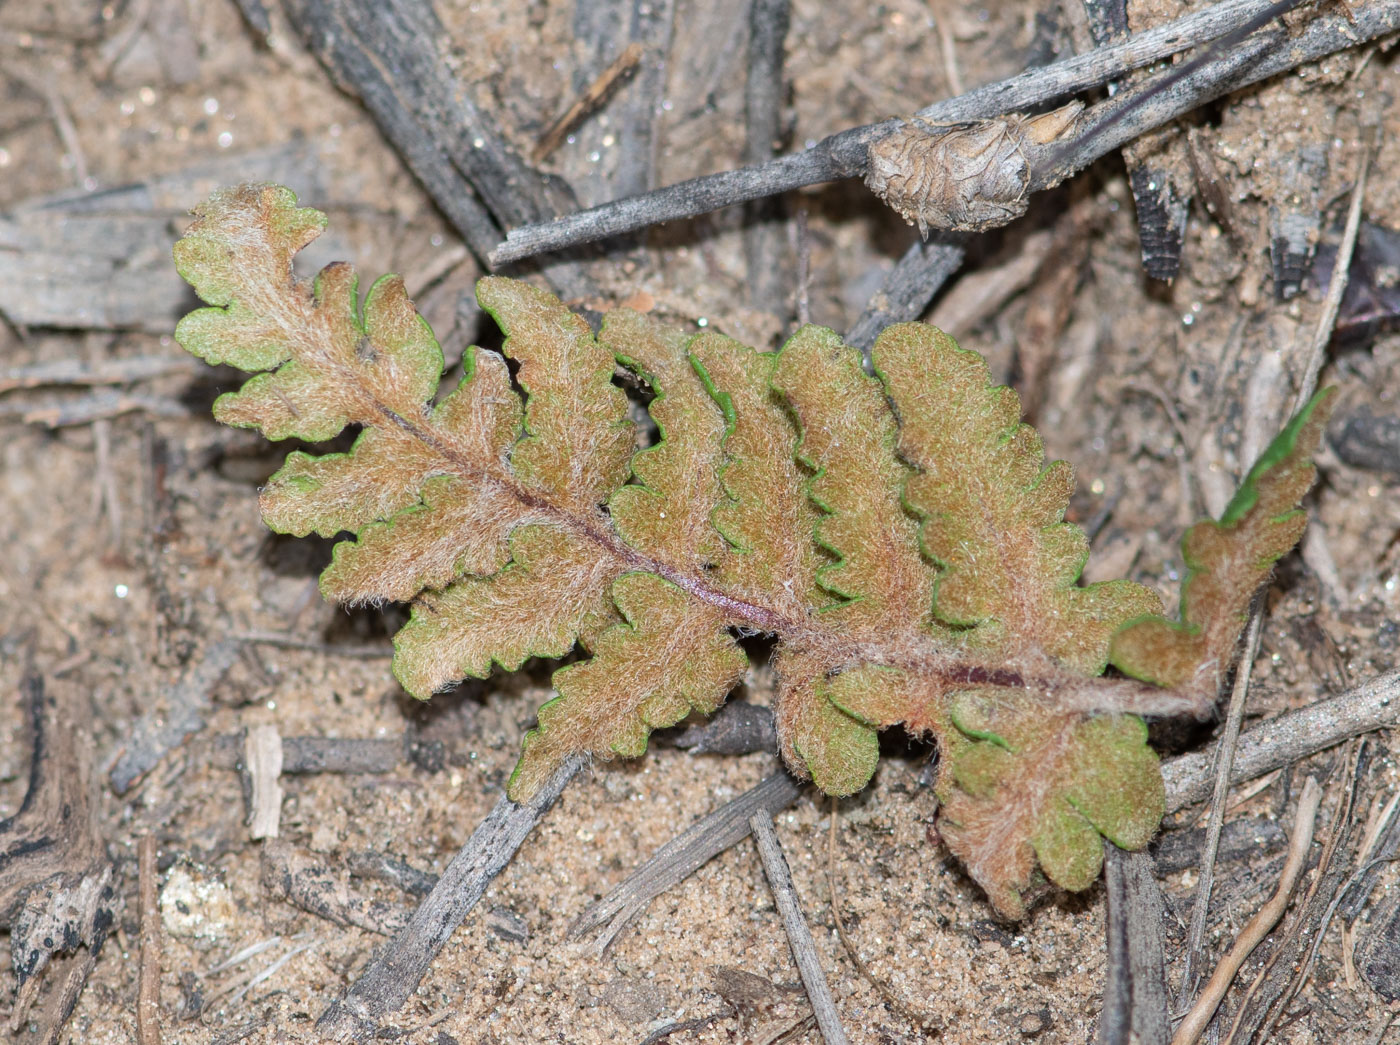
[174, 184, 1332, 919]
[1110, 388, 1336, 690]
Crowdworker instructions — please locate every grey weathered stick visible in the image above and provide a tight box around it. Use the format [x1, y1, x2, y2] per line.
[570, 769, 804, 950]
[491, 0, 1315, 262]
[212, 733, 404, 775]
[749, 809, 851, 1045]
[743, 0, 791, 316]
[844, 236, 966, 355]
[1097, 844, 1169, 1045]
[1163, 671, 1400, 812]
[1178, 611, 1263, 1002]
[316, 755, 584, 1040]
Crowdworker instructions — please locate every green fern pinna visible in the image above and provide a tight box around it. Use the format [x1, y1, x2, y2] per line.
[174, 184, 1332, 916]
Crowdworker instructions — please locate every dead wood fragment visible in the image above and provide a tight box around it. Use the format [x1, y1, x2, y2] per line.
[1096, 844, 1169, 1045]
[344, 851, 438, 897]
[0, 141, 350, 333]
[0, 355, 201, 393]
[1331, 409, 1400, 475]
[494, 0, 1374, 263]
[109, 639, 240, 794]
[210, 731, 404, 775]
[749, 810, 850, 1045]
[261, 841, 412, 937]
[844, 237, 966, 355]
[570, 770, 805, 950]
[137, 835, 161, 1045]
[1162, 671, 1400, 812]
[315, 754, 583, 1040]
[1, 675, 115, 1045]
[244, 724, 284, 840]
[743, 0, 792, 317]
[669, 699, 777, 755]
[0, 391, 188, 427]
[281, 0, 598, 301]
[566, 0, 676, 207]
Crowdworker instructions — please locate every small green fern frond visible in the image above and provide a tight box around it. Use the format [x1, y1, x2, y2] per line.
[1109, 388, 1337, 690]
[174, 184, 1332, 919]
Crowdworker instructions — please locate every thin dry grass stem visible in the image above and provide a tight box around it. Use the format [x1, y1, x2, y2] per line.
[137, 834, 161, 1045]
[1244, 740, 1369, 1042]
[825, 797, 933, 1029]
[1296, 126, 1375, 412]
[1171, 776, 1323, 1045]
[1177, 610, 1265, 1003]
[1216, 741, 1363, 1045]
[531, 42, 644, 164]
[1190, 769, 1280, 828]
[750, 810, 851, 1045]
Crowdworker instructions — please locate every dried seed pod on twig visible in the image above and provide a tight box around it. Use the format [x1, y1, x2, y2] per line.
[864, 102, 1083, 236]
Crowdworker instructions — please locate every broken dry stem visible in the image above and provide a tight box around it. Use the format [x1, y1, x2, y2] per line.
[1178, 610, 1264, 1003]
[1171, 775, 1322, 1045]
[492, 0, 1397, 261]
[137, 835, 161, 1045]
[750, 810, 851, 1045]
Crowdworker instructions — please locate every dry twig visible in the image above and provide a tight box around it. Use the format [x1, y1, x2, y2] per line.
[750, 810, 850, 1045]
[493, 0, 1400, 262]
[137, 835, 161, 1045]
[1171, 776, 1323, 1045]
[1178, 611, 1265, 1002]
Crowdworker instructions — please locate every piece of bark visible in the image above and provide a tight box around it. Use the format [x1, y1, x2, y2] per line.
[210, 732, 405, 775]
[1, 675, 115, 1044]
[1331, 409, 1400, 476]
[344, 850, 439, 897]
[743, 0, 791, 317]
[1267, 144, 1329, 299]
[1162, 672, 1400, 812]
[564, 0, 674, 205]
[244, 725, 284, 840]
[1096, 844, 1170, 1045]
[0, 141, 351, 333]
[261, 841, 413, 937]
[844, 237, 966, 355]
[282, 0, 598, 302]
[669, 700, 777, 755]
[316, 754, 584, 1040]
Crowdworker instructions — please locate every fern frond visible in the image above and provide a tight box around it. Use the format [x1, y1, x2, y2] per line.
[174, 184, 1332, 919]
[1109, 388, 1337, 690]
